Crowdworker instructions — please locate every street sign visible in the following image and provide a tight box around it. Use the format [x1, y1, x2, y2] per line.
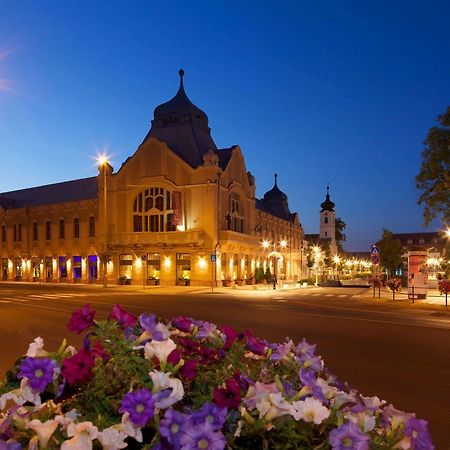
[141, 255, 147, 261]
[210, 254, 217, 263]
[371, 245, 380, 254]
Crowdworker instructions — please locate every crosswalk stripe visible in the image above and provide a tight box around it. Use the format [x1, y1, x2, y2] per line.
[338, 294, 347, 298]
[325, 294, 333, 297]
[0, 300, 12, 303]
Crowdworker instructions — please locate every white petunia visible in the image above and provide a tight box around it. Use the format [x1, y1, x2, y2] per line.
[97, 426, 128, 450]
[345, 411, 376, 433]
[61, 421, 98, 450]
[26, 337, 49, 358]
[256, 392, 294, 422]
[27, 419, 59, 447]
[144, 338, 177, 365]
[55, 409, 78, 430]
[120, 412, 143, 443]
[292, 397, 330, 424]
[0, 392, 25, 410]
[19, 379, 41, 405]
[149, 370, 184, 409]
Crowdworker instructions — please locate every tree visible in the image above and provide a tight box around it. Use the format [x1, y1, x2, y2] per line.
[416, 106, 450, 225]
[379, 228, 403, 277]
[335, 218, 347, 252]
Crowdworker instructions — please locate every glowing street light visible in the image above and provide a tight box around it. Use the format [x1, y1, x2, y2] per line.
[97, 153, 110, 288]
[261, 240, 286, 289]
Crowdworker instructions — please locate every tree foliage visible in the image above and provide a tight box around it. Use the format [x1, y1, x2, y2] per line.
[335, 217, 346, 252]
[379, 228, 403, 277]
[416, 106, 450, 225]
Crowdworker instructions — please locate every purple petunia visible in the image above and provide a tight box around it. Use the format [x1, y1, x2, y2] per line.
[0, 439, 23, 450]
[244, 331, 266, 356]
[109, 304, 137, 329]
[179, 421, 226, 450]
[139, 313, 166, 341]
[119, 389, 156, 427]
[404, 418, 434, 450]
[295, 338, 317, 362]
[67, 304, 96, 334]
[192, 402, 227, 430]
[159, 407, 191, 449]
[329, 422, 369, 450]
[18, 357, 57, 392]
[172, 316, 193, 333]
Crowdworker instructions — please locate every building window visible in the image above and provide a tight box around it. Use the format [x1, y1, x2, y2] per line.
[324, 215, 329, 224]
[73, 218, 80, 238]
[133, 187, 174, 232]
[325, 231, 328, 237]
[73, 256, 82, 279]
[46, 221, 51, 240]
[1, 224, 6, 242]
[228, 193, 244, 233]
[119, 254, 133, 280]
[59, 219, 65, 239]
[89, 216, 95, 237]
[33, 222, 38, 241]
[13, 224, 22, 242]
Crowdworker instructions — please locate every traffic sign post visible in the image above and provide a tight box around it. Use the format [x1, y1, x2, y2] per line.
[371, 245, 381, 298]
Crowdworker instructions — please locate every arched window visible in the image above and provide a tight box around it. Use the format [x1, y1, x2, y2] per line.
[324, 215, 329, 224]
[133, 187, 175, 232]
[228, 193, 244, 233]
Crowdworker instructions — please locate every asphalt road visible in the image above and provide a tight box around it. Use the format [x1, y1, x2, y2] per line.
[0, 283, 449, 448]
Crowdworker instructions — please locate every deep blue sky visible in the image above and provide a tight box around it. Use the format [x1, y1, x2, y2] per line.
[1, 1, 449, 251]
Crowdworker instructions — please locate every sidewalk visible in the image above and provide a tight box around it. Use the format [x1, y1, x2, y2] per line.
[363, 286, 450, 307]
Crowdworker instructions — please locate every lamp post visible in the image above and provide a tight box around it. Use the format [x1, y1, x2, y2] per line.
[97, 154, 109, 288]
[312, 245, 322, 286]
[333, 255, 341, 279]
[262, 239, 285, 290]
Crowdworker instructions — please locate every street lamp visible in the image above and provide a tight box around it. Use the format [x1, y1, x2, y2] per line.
[312, 245, 322, 286]
[262, 240, 285, 290]
[333, 255, 341, 278]
[97, 153, 109, 288]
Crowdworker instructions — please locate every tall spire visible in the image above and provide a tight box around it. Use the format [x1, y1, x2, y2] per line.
[178, 68, 185, 91]
[274, 173, 278, 187]
[321, 184, 335, 211]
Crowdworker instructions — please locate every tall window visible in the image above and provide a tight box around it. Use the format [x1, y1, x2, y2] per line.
[324, 215, 329, 224]
[59, 219, 65, 239]
[1, 224, 6, 242]
[33, 222, 38, 241]
[133, 187, 174, 232]
[89, 216, 95, 237]
[73, 218, 80, 238]
[46, 221, 51, 240]
[228, 193, 244, 233]
[13, 224, 22, 242]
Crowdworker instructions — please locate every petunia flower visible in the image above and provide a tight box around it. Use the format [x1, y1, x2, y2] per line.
[192, 402, 228, 430]
[295, 338, 317, 362]
[139, 313, 171, 341]
[26, 337, 48, 358]
[213, 378, 241, 409]
[196, 322, 218, 340]
[18, 357, 58, 393]
[220, 325, 237, 350]
[245, 382, 279, 410]
[244, 330, 266, 356]
[403, 418, 434, 450]
[61, 421, 98, 450]
[179, 421, 226, 450]
[145, 339, 177, 367]
[329, 422, 370, 450]
[179, 359, 197, 380]
[18, 379, 41, 405]
[171, 316, 193, 332]
[61, 349, 95, 384]
[159, 407, 191, 448]
[27, 419, 59, 448]
[257, 392, 293, 422]
[109, 304, 137, 329]
[119, 389, 156, 427]
[97, 426, 128, 450]
[270, 340, 294, 362]
[292, 397, 330, 425]
[67, 304, 96, 334]
[120, 412, 143, 443]
[150, 370, 184, 409]
[0, 439, 23, 450]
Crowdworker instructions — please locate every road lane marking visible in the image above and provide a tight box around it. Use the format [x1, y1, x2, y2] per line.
[0, 300, 12, 303]
[338, 295, 347, 298]
[325, 294, 333, 297]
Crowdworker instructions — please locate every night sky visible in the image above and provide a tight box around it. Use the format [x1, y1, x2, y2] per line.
[1, 1, 449, 251]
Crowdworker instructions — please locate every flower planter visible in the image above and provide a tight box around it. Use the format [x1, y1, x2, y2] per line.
[147, 278, 159, 286]
[0, 304, 434, 449]
[177, 279, 190, 286]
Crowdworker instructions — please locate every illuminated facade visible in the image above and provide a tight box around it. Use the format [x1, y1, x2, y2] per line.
[0, 70, 305, 286]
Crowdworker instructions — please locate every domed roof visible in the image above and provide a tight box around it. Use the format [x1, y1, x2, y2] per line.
[142, 69, 218, 168]
[152, 69, 209, 132]
[261, 174, 292, 221]
[263, 174, 287, 202]
[321, 186, 335, 211]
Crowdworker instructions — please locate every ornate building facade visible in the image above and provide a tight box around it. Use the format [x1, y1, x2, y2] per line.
[0, 70, 306, 286]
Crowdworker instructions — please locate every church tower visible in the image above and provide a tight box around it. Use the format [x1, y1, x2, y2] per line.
[319, 185, 337, 254]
